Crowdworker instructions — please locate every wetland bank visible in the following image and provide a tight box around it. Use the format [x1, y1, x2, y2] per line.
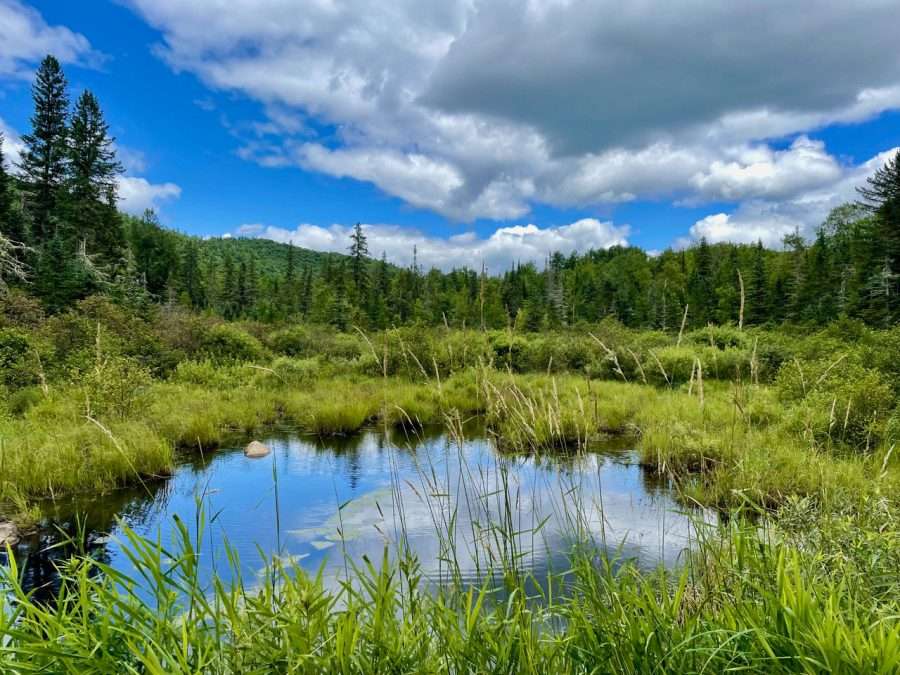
[2, 35, 900, 671]
[2, 315, 900, 672]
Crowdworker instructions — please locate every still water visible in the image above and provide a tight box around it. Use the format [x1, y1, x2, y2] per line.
[6, 425, 703, 598]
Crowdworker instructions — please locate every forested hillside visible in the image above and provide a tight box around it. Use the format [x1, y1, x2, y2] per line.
[2, 56, 899, 330]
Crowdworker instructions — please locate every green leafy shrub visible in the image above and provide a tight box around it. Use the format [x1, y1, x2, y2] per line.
[172, 359, 255, 389]
[0, 328, 40, 389]
[687, 324, 749, 350]
[6, 386, 44, 416]
[777, 355, 897, 448]
[885, 408, 900, 448]
[198, 324, 267, 363]
[489, 332, 528, 371]
[646, 346, 697, 385]
[266, 357, 321, 386]
[81, 356, 153, 420]
[268, 326, 315, 356]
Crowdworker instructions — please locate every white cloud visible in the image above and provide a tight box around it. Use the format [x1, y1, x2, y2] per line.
[0, 0, 97, 77]
[124, 0, 900, 224]
[689, 137, 842, 203]
[683, 147, 900, 247]
[239, 218, 629, 273]
[117, 176, 182, 214]
[0, 117, 24, 167]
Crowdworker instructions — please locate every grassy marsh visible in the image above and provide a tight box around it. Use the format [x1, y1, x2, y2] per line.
[2, 318, 900, 672]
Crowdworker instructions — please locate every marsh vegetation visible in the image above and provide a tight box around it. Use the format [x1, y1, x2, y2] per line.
[1, 303, 900, 672]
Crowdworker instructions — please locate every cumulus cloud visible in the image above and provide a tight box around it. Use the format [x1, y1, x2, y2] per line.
[123, 0, 900, 224]
[117, 176, 182, 214]
[688, 137, 842, 203]
[682, 147, 900, 247]
[0, 0, 98, 77]
[238, 218, 629, 273]
[0, 117, 24, 166]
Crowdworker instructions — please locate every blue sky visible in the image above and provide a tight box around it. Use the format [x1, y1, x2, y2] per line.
[1, 0, 899, 271]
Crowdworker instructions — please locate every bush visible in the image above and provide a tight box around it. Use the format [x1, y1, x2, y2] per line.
[81, 356, 153, 420]
[646, 346, 696, 385]
[265, 357, 321, 387]
[687, 324, 749, 350]
[777, 355, 897, 449]
[885, 408, 900, 448]
[489, 332, 528, 371]
[198, 324, 267, 363]
[0, 328, 40, 389]
[172, 359, 255, 389]
[5, 386, 44, 416]
[268, 326, 315, 357]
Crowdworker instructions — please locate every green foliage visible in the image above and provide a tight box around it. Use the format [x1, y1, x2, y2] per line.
[776, 355, 897, 448]
[197, 324, 267, 363]
[4, 386, 44, 416]
[80, 355, 152, 420]
[0, 328, 39, 389]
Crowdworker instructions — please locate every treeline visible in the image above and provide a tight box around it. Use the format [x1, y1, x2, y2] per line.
[2, 55, 899, 330]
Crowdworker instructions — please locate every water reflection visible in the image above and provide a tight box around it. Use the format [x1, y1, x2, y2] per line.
[4, 425, 705, 598]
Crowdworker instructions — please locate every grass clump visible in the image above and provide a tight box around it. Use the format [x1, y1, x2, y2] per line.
[3, 498, 900, 672]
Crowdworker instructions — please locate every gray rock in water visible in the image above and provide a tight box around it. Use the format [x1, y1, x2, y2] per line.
[0, 521, 19, 547]
[244, 440, 271, 458]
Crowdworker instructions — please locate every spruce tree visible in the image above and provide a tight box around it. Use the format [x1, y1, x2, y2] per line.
[348, 222, 369, 299]
[688, 237, 714, 324]
[179, 240, 205, 309]
[68, 90, 123, 260]
[19, 55, 69, 243]
[747, 241, 769, 325]
[857, 149, 900, 319]
[220, 253, 238, 318]
[281, 241, 297, 316]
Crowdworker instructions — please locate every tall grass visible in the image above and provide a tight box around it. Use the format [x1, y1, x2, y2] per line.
[3, 482, 900, 672]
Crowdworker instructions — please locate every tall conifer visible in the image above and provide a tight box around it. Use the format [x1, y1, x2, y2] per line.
[19, 55, 69, 243]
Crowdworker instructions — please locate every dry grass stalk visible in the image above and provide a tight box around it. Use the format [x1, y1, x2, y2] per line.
[589, 333, 628, 382]
[626, 347, 648, 384]
[677, 304, 689, 346]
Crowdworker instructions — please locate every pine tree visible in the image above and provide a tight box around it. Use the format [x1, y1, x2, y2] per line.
[19, 55, 69, 243]
[236, 258, 248, 317]
[67, 90, 123, 260]
[747, 241, 769, 325]
[368, 251, 390, 328]
[179, 240, 205, 309]
[221, 253, 238, 318]
[33, 233, 86, 311]
[281, 241, 297, 316]
[348, 222, 369, 299]
[857, 149, 900, 320]
[688, 237, 714, 325]
[545, 252, 566, 327]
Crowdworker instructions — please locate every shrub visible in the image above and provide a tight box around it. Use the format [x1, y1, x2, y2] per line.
[647, 346, 697, 385]
[884, 408, 900, 448]
[687, 324, 749, 350]
[0, 328, 40, 389]
[268, 326, 315, 357]
[266, 357, 321, 387]
[777, 356, 897, 449]
[6, 386, 44, 416]
[81, 356, 153, 421]
[198, 324, 267, 363]
[172, 359, 255, 389]
[489, 332, 528, 372]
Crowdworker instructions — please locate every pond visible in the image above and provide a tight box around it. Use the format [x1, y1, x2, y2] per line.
[5, 425, 705, 600]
